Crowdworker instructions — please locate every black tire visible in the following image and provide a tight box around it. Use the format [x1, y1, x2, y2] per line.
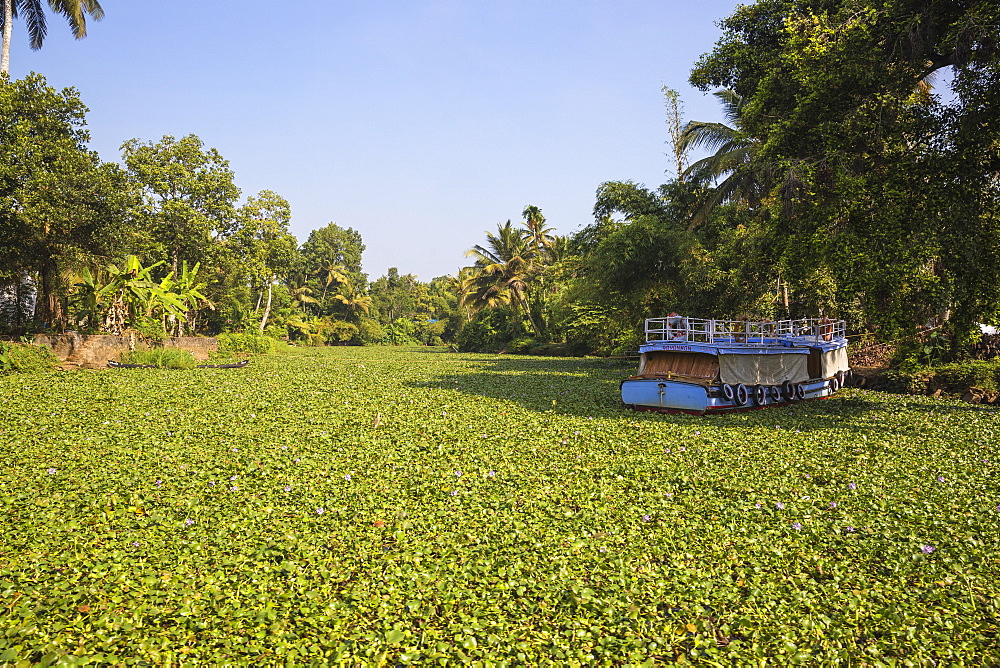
[782, 380, 795, 402]
[753, 384, 767, 406]
[830, 376, 840, 393]
[722, 384, 735, 402]
[734, 383, 748, 406]
[795, 383, 806, 401]
[770, 386, 783, 403]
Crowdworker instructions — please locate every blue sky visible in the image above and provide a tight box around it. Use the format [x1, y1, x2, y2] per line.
[7, 0, 742, 281]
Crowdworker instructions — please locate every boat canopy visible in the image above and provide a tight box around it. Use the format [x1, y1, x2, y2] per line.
[719, 353, 809, 386]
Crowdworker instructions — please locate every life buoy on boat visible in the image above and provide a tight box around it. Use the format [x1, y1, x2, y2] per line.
[731, 316, 750, 344]
[666, 312, 687, 341]
[819, 316, 833, 342]
[722, 384, 735, 401]
[734, 383, 748, 406]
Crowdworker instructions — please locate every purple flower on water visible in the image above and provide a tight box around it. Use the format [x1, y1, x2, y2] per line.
[316, 507, 324, 515]
[47, 468, 56, 475]
[133, 541, 140, 547]
[755, 503, 762, 509]
[230, 475, 237, 481]
[775, 502, 785, 510]
[282, 445, 288, 450]
[185, 518, 194, 526]
[230, 485, 238, 491]
[450, 490, 458, 496]
[209, 481, 215, 486]
[665, 448, 671, 454]
[344, 474, 351, 481]
[792, 522, 802, 531]
[848, 482, 857, 490]
[642, 514, 652, 522]
[937, 476, 945, 483]
[284, 485, 291, 492]
[694, 431, 700, 436]
[679, 446, 686, 452]
[455, 470, 462, 477]
[846, 526, 855, 533]
[487, 470, 495, 477]
[294, 458, 301, 463]
[921, 544, 936, 554]
[830, 501, 837, 508]
[155, 480, 163, 488]
[231, 447, 238, 452]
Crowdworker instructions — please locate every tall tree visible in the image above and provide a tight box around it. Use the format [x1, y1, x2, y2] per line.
[0, 73, 136, 329]
[122, 134, 240, 277]
[690, 0, 1000, 339]
[678, 89, 763, 228]
[1, 0, 104, 74]
[231, 190, 297, 334]
[299, 222, 366, 289]
[462, 220, 541, 335]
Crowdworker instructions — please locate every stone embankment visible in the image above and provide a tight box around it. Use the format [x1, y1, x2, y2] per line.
[33, 333, 216, 369]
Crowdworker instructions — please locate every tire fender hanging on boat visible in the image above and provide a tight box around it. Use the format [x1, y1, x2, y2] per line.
[794, 383, 806, 401]
[734, 383, 748, 406]
[722, 384, 735, 402]
[753, 384, 767, 406]
[782, 380, 795, 402]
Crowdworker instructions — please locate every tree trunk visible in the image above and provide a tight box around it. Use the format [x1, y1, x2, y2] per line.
[1, 0, 12, 75]
[259, 278, 273, 334]
[35, 262, 64, 330]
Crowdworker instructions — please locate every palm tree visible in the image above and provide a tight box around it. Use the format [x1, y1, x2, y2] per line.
[330, 277, 372, 320]
[678, 89, 763, 228]
[2, 0, 104, 74]
[312, 261, 347, 308]
[462, 220, 541, 335]
[521, 205, 555, 256]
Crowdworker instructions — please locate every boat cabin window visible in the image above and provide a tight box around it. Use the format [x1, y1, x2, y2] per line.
[637, 351, 719, 381]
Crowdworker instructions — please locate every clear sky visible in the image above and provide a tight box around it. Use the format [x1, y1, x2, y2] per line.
[7, 0, 742, 282]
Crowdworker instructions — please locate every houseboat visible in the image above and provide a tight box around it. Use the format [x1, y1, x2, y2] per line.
[621, 314, 850, 415]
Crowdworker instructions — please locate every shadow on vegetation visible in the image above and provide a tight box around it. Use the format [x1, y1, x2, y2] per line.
[404, 352, 639, 419]
[403, 351, 997, 432]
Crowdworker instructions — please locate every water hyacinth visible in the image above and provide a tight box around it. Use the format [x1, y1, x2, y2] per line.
[47, 468, 55, 475]
[4, 344, 999, 661]
[921, 545, 936, 554]
[849, 482, 857, 490]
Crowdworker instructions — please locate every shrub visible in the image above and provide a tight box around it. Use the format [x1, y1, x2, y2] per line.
[118, 347, 196, 369]
[884, 358, 1000, 395]
[0, 342, 59, 374]
[217, 333, 276, 355]
[356, 319, 386, 345]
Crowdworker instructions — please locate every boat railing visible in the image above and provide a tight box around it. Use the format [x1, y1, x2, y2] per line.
[645, 316, 846, 345]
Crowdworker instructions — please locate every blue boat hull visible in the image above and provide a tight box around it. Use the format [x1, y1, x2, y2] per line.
[620, 377, 842, 415]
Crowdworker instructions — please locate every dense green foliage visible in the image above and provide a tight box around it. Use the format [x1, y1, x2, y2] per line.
[1, 347, 998, 663]
[0, 341, 57, 374]
[216, 332, 276, 356]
